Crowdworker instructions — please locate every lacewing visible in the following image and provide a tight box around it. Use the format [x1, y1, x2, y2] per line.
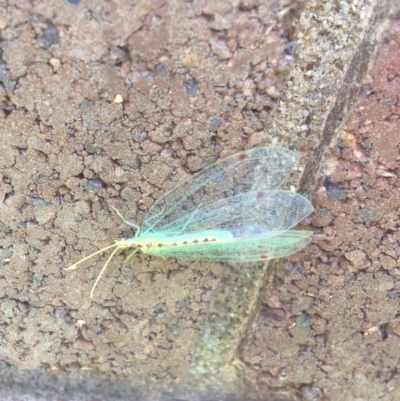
[66, 146, 313, 298]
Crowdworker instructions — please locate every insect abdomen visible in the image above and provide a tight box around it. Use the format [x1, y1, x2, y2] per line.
[140, 229, 234, 256]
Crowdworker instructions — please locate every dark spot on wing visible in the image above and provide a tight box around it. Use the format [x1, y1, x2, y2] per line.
[256, 191, 265, 201]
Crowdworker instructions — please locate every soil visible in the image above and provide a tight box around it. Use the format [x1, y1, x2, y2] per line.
[0, 0, 294, 390]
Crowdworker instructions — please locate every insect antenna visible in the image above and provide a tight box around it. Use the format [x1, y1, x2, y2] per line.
[89, 245, 122, 298]
[64, 243, 118, 272]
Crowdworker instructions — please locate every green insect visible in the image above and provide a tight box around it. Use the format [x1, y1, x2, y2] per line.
[66, 146, 313, 298]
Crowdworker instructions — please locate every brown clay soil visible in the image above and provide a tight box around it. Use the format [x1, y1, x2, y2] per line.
[0, 0, 294, 388]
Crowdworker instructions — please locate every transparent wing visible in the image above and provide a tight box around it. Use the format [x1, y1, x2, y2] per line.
[156, 190, 313, 237]
[143, 147, 299, 234]
[144, 231, 313, 262]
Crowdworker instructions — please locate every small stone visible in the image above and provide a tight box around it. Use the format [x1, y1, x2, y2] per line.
[184, 79, 199, 97]
[58, 185, 69, 195]
[380, 255, 396, 271]
[344, 249, 366, 267]
[186, 155, 204, 172]
[312, 208, 333, 227]
[330, 161, 362, 182]
[114, 94, 123, 103]
[265, 295, 281, 309]
[326, 182, 347, 201]
[209, 15, 231, 31]
[208, 115, 222, 132]
[355, 208, 382, 223]
[266, 86, 281, 99]
[120, 186, 141, 202]
[296, 312, 312, 328]
[176, 300, 191, 308]
[291, 296, 314, 314]
[209, 38, 232, 60]
[79, 179, 104, 192]
[49, 58, 61, 72]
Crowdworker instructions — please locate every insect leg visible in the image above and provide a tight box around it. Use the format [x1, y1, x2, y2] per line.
[111, 206, 141, 234]
[123, 247, 140, 264]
